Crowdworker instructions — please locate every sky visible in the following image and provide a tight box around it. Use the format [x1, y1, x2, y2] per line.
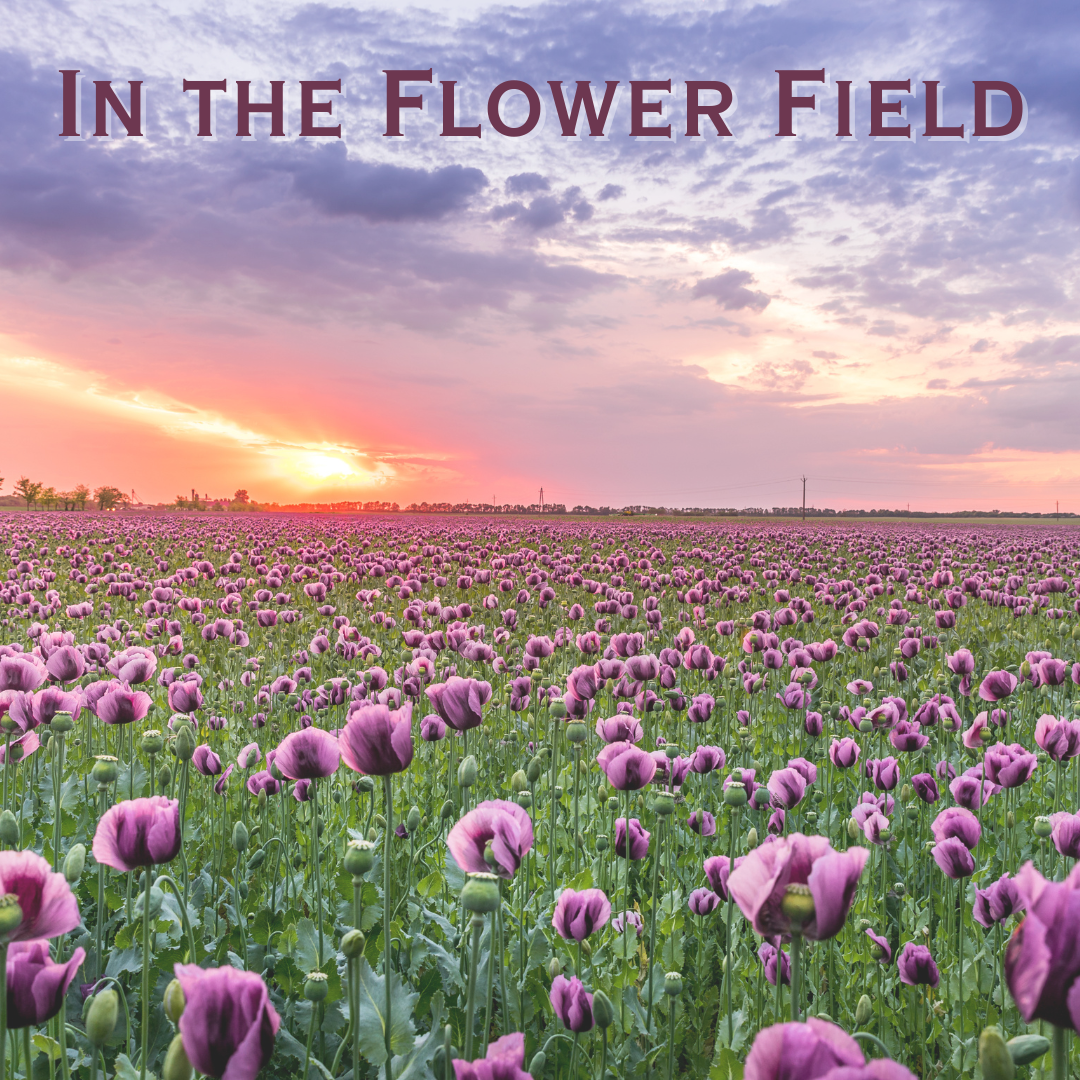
[1, 0, 1079, 512]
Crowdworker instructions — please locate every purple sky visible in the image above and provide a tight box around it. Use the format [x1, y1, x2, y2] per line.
[1, 0, 1078, 511]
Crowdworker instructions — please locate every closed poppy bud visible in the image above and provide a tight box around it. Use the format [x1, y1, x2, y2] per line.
[0, 811, 18, 848]
[0, 894, 23, 935]
[86, 989, 120, 1045]
[548, 957, 562, 979]
[174, 725, 196, 762]
[440, 800, 455, 821]
[746, 827, 758, 849]
[158, 765, 173, 790]
[1007, 1034, 1051, 1066]
[980, 1027, 1015, 1080]
[529, 1051, 547, 1080]
[64, 843, 86, 883]
[511, 769, 528, 793]
[163, 978, 185, 1023]
[592, 989, 615, 1029]
[356, 775, 375, 793]
[527, 758, 542, 783]
[407, 806, 421, 833]
[247, 848, 267, 870]
[232, 821, 249, 853]
[1007, 811, 1015, 829]
[847, 818, 860, 840]
[163, 1033, 193, 1080]
[458, 755, 478, 788]
[855, 994, 873, 1026]
[341, 929, 365, 959]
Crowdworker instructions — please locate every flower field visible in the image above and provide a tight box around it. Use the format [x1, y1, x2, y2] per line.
[0, 512, 1079, 1080]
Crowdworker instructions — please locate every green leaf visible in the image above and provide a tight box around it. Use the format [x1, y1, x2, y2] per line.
[31, 1035, 62, 1063]
[414, 934, 465, 993]
[416, 871, 444, 898]
[289, 916, 323, 972]
[710, 1047, 745, 1080]
[354, 958, 418, 1065]
[114, 1054, 156, 1080]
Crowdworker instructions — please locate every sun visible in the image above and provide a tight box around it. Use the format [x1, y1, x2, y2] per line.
[289, 452, 356, 482]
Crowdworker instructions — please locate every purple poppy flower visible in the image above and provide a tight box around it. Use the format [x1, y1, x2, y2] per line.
[552, 888, 611, 941]
[447, 800, 533, 879]
[597, 741, 657, 790]
[689, 887, 722, 916]
[949, 773, 994, 810]
[1050, 812, 1080, 860]
[931, 806, 981, 849]
[168, 680, 203, 714]
[93, 796, 181, 872]
[787, 757, 817, 786]
[237, 742, 261, 769]
[5, 940, 86, 1028]
[804, 711, 824, 736]
[452, 1032, 532, 1080]
[829, 738, 860, 769]
[549, 975, 594, 1032]
[1035, 715, 1080, 761]
[889, 721, 928, 753]
[758, 941, 791, 987]
[862, 812, 890, 846]
[425, 677, 492, 732]
[338, 703, 412, 776]
[932, 836, 976, 878]
[946, 648, 975, 676]
[768, 768, 807, 810]
[973, 872, 1023, 928]
[174, 964, 280, 1080]
[274, 727, 341, 780]
[612, 909, 643, 936]
[246, 770, 281, 797]
[704, 854, 745, 901]
[910, 773, 939, 804]
[743, 1018, 864, 1080]
[688, 810, 717, 836]
[45, 646, 85, 684]
[106, 647, 157, 686]
[0, 656, 46, 694]
[898, 943, 940, 988]
[866, 928, 892, 962]
[292, 778, 312, 802]
[96, 686, 152, 726]
[689, 746, 725, 774]
[776, 684, 811, 711]
[688, 694, 715, 724]
[727, 833, 869, 941]
[865, 757, 899, 791]
[979, 670, 1017, 702]
[625, 654, 660, 682]
[420, 714, 446, 742]
[0, 850, 80, 942]
[983, 742, 1037, 789]
[566, 665, 600, 702]
[614, 817, 650, 860]
[193, 745, 222, 776]
[595, 716, 643, 744]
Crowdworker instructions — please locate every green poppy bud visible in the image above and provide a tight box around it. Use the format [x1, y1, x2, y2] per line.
[86, 989, 120, 1045]
[407, 806, 421, 833]
[724, 784, 748, 807]
[526, 759, 542, 784]
[529, 1051, 547, 1080]
[158, 764, 173, 790]
[0, 811, 19, 848]
[460, 872, 500, 913]
[51, 711, 75, 734]
[0, 893, 24, 935]
[458, 755, 478, 788]
[548, 957, 562, 979]
[341, 929, 366, 959]
[247, 848, 267, 870]
[232, 821, 249, 854]
[440, 800, 455, 821]
[979, 1027, 1015, 1080]
[854, 994, 873, 1026]
[510, 769, 528, 794]
[746, 827, 759, 850]
[1006, 1034, 1051, 1066]
[141, 730, 164, 755]
[653, 792, 675, 816]
[163, 978, 186, 1023]
[847, 818, 860, 840]
[163, 1033, 193, 1080]
[63, 843, 86, 883]
[592, 989, 615, 1029]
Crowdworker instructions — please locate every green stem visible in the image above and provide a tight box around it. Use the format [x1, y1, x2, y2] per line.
[725, 807, 738, 1044]
[482, 911, 495, 1057]
[1053, 1025, 1067, 1080]
[646, 816, 663, 1039]
[139, 864, 153, 1080]
[464, 914, 483, 1062]
[383, 773, 394, 1080]
[303, 993, 317, 1080]
[312, 780, 324, 968]
[668, 993, 676, 1080]
[791, 933, 804, 1022]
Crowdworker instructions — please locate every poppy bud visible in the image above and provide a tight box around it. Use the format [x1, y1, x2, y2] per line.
[440, 800, 455, 821]
[52, 712, 75, 734]
[344, 839, 376, 876]
[0, 811, 18, 848]
[232, 821, 249, 853]
[460, 872, 500, 913]
[158, 765, 173, 790]
[1006, 1034, 1051, 1066]
[979, 1027, 1015, 1080]
[855, 994, 873, 1026]
[163, 1033, 192, 1080]
[529, 1051, 547, 1080]
[357, 775, 375, 794]
[341, 929, 366, 959]
[592, 989, 615, 1029]
[746, 827, 758, 849]
[86, 989, 120, 1045]
[526, 758, 542, 783]
[653, 792, 675, 816]
[64, 843, 86, 883]
[511, 770, 528, 794]
[247, 848, 267, 870]
[0, 893, 23, 935]
[163, 978, 186, 1023]
[724, 785, 748, 807]
[595, 834, 609, 852]
[548, 957, 562, 979]
[458, 755, 478, 788]
[407, 806, 421, 833]
[664, 972, 683, 996]
[900, 784, 913, 803]
[846, 818, 860, 840]
[174, 724, 196, 762]
[304, 971, 329, 1001]
[516, 792, 532, 809]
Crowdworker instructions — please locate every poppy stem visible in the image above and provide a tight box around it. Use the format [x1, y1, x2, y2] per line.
[464, 913, 483, 1062]
[311, 779, 325, 968]
[139, 863, 153, 1080]
[725, 807, 738, 1044]
[1053, 1025, 1067, 1080]
[790, 933, 804, 1022]
[482, 911, 495, 1057]
[0, 940, 6, 1080]
[383, 773, 394, 1080]
[646, 815, 662, 1040]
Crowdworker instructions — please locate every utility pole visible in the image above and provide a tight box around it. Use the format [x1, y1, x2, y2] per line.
[540, 487, 544, 513]
[801, 475, 807, 521]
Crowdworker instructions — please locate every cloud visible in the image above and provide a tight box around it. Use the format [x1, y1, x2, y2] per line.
[506, 172, 549, 194]
[691, 269, 771, 311]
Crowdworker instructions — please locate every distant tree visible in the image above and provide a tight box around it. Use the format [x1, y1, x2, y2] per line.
[234, 489, 250, 503]
[40, 486, 58, 510]
[73, 484, 90, 510]
[94, 485, 127, 511]
[13, 477, 42, 510]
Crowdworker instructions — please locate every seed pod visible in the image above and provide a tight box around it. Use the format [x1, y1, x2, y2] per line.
[1034, 816, 1053, 839]
[724, 785, 748, 808]
[595, 834, 609, 853]
[86, 989, 120, 1045]
[304, 972, 329, 1002]
[91, 755, 119, 784]
[344, 839, 376, 877]
[653, 792, 675, 816]
[63, 843, 86, 883]
[460, 872, 500, 913]
[0, 811, 19, 848]
[163, 1033, 193, 1080]
[854, 994, 873, 1026]
[516, 792, 532, 809]
[141, 730, 165, 755]
[664, 972, 683, 996]
[0, 894, 25, 935]
[164, 977, 186, 1022]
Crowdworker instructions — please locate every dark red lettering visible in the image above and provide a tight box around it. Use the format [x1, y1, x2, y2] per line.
[487, 80, 541, 137]
[383, 69, 432, 136]
[441, 81, 481, 137]
[869, 80, 911, 137]
[547, 81, 619, 136]
[630, 80, 671, 138]
[776, 69, 824, 136]
[236, 81, 284, 137]
[93, 80, 143, 137]
[685, 81, 734, 136]
[182, 79, 226, 137]
[922, 81, 964, 139]
[835, 80, 851, 137]
[59, 70, 80, 137]
[973, 81, 1025, 138]
[300, 80, 341, 137]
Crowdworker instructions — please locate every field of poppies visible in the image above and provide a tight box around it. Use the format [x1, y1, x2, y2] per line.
[0, 511, 1078, 1080]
